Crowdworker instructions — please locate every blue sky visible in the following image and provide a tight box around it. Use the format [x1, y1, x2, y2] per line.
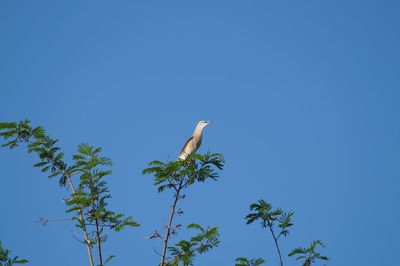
[1, 0, 399, 265]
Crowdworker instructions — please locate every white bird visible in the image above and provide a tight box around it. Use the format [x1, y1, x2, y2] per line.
[178, 120, 211, 160]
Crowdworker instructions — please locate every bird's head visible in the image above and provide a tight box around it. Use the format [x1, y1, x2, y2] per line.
[197, 120, 212, 129]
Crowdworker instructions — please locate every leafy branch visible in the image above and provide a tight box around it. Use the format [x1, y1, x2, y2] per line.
[67, 144, 139, 265]
[165, 224, 220, 266]
[0, 121, 139, 266]
[245, 199, 294, 266]
[143, 152, 224, 266]
[289, 240, 329, 266]
[235, 257, 265, 266]
[0, 241, 28, 266]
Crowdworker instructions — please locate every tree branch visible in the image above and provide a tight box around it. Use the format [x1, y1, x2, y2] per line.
[160, 180, 183, 266]
[267, 220, 283, 266]
[65, 173, 95, 266]
[95, 219, 103, 266]
[8, 135, 95, 266]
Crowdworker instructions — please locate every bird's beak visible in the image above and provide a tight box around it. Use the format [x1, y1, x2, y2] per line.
[208, 120, 213, 124]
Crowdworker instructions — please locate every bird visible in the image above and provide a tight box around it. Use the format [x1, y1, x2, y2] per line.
[178, 120, 211, 160]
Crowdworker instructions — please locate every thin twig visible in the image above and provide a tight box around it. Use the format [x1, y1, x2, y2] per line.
[95, 219, 103, 266]
[37, 217, 115, 229]
[37, 217, 73, 226]
[72, 232, 86, 244]
[267, 220, 283, 266]
[160, 179, 184, 266]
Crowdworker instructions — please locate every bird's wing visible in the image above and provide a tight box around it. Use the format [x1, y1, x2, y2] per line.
[179, 136, 193, 158]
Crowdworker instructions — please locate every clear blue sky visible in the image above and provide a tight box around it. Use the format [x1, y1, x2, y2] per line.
[1, 0, 399, 265]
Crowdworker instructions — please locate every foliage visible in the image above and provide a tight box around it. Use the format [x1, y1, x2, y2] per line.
[0, 121, 139, 266]
[245, 199, 294, 238]
[244, 199, 294, 266]
[166, 224, 220, 266]
[244, 199, 329, 266]
[143, 152, 224, 193]
[235, 257, 265, 266]
[289, 240, 329, 266]
[143, 153, 224, 266]
[0, 120, 68, 186]
[67, 143, 139, 233]
[0, 242, 28, 266]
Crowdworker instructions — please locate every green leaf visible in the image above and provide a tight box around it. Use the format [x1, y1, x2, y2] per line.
[0, 122, 16, 130]
[105, 255, 116, 264]
[187, 223, 204, 231]
[1, 140, 18, 149]
[289, 240, 329, 265]
[33, 161, 48, 168]
[235, 257, 265, 266]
